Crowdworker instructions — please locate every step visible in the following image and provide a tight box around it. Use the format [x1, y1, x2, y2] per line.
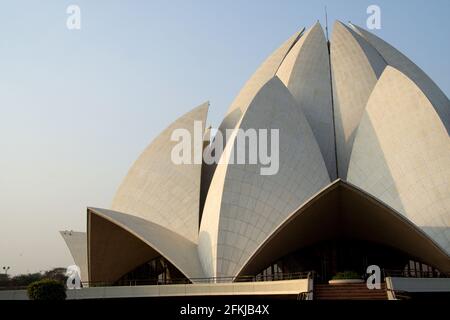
[315, 295, 387, 300]
[316, 296, 387, 300]
[314, 283, 388, 300]
[315, 292, 387, 297]
[315, 289, 386, 293]
[315, 289, 386, 294]
[314, 286, 386, 290]
[315, 283, 386, 287]
[315, 292, 387, 296]
[314, 291, 386, 296]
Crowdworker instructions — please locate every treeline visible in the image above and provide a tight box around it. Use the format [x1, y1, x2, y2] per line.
[0, 268, 66, 289]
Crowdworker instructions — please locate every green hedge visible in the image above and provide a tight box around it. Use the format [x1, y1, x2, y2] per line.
[27, 279, 66, 300]
[331, 271, 361, 280]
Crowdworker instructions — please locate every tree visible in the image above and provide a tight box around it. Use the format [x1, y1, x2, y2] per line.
[10, 273, 42, 287]
[27, 279, 66, 300]
[43, 268, 67, 283]
[0, 274, 10, 287]
[0, 267, 68, 289]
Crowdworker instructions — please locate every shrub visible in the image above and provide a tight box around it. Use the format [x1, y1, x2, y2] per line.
[27, 279, 66, 300]
[331, 271, 361, 280]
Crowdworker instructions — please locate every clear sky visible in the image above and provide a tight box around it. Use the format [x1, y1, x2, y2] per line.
[0, 0, 449, 275]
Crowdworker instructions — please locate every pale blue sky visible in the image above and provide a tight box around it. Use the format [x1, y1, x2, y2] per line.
[0, 0, 449, 275]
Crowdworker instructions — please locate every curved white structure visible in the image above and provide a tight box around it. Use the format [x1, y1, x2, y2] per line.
[347, 66, 450, 254]
[88, 207, 205, 282]
[349, 23, 450, 135]
[60, 231, 88, 283]
[199, 76, 330, 278]
[111, 102, 209, 243]
[330, 21, 386, 178]
[276, 22, 336, 180]
[218, 29, 304, 135]
[61, 21, 450, 285]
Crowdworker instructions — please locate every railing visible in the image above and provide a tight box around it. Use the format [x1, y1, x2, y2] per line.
[386, 287, 411, 300]
[383, 269, 450, 279]
[297, 290, 313, 300]
[83, 271, 313, 288]
[297, 272, 315, 300]
[0, 271, 315, 290]
[384, 269, 450, 300]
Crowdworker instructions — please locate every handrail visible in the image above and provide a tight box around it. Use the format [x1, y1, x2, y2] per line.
[297, 290, 313, 301]
[0, 271, 314, 290]
[297, 271, 315, 300]
[386, 287, 412, 300]
[103, 271, 313, 287]
[383, 269, 450, 278]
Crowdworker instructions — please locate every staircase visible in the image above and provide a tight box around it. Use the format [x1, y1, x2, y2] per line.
[314, 283, 387, 300]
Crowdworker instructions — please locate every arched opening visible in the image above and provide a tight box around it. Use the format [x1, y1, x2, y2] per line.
[88, 210, 189, 285]
[237, 181, 450, 282]
[116, 256, 189, 285]
[253, 239, 441, 283]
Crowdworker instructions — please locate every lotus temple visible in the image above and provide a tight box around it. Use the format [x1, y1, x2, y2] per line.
[57, 21, 450, 300]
